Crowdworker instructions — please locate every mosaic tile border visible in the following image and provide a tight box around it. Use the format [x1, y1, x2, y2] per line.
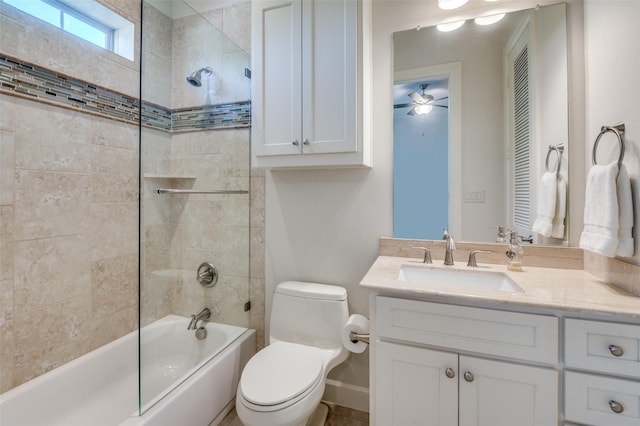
[0, 53, 250, 132]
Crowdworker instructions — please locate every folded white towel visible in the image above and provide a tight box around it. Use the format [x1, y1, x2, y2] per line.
[551, 173, 567, 239]
[532, 171, 557, 237]
[579, 162, 621, 257]
[616, 164, 634, 257]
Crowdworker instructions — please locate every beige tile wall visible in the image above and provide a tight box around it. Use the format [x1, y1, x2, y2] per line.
[0, 0, 141, 392]
[0, 95, 139, 392]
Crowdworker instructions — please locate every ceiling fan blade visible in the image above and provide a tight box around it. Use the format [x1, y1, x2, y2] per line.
[434, 96, 449, 102]
[407, 107, 417, 116]
[408, 92, 425, 104]
[433, 104, 448, 109]
[394, 103, 416, 109]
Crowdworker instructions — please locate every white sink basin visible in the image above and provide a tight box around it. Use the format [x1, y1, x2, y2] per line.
[398, 265, 523, 293]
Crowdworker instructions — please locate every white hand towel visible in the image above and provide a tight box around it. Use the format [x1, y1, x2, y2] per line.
[616, 164, 634, 257]
[532, 171, 557, 237]
[579, 162, 619, 257]
[551, 173, 567, 239]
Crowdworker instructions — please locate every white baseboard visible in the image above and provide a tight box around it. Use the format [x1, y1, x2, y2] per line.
[322, 379, 369, 413]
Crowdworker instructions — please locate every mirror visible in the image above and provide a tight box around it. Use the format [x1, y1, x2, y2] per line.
[393, 3, 569, 245]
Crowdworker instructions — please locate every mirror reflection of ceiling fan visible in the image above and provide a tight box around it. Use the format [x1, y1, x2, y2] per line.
[394, 83, 449, 115]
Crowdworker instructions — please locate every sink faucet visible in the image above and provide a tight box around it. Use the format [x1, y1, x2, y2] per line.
[188, 307, 211, 330]
[443, 228, 455, 265]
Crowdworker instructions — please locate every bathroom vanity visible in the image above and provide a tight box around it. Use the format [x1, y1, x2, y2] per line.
[361, 255, 640, 426]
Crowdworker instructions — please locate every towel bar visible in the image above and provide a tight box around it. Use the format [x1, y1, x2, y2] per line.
[156, 189, 249, 195]
[592, 123, 625, 167]
[545, 144, 564, 173]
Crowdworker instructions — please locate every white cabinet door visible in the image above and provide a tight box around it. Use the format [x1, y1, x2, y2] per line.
[459, 356, 558, 426]
[251, 0, 371, 168]
[376, 341, 458, 426]
[252, 0, 302, 157]
[301, 0, 357, 155]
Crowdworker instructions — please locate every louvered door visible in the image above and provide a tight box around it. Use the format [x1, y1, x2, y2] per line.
[507, 26, 534, 238]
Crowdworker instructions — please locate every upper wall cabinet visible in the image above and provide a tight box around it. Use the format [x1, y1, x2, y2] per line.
[251, 0, 372, 169]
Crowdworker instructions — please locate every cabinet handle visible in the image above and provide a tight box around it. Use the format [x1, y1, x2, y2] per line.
[609, 344, 624, 357]
[303, 138, 310, 145]
[609, 400, 624, 414]
[463, 371, 474, 382]
[445, 368, 456, 379]
[292, 139, 299, 146]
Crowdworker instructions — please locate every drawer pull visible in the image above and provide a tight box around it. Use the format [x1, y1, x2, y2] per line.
[609, 344, 624, 357]
[445, 368, 456, 379]
[292, 139, 300, 146]
[463, 371, 474, 382]
[609, 400, 624, 414]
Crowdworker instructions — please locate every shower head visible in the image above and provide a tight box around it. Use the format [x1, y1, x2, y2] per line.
[186, 67, 213, 87]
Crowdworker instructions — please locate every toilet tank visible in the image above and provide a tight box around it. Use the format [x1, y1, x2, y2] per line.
[269, 281, 349, 349]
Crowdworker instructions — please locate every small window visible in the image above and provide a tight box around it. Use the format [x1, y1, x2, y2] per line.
[2, 0, 134, 60]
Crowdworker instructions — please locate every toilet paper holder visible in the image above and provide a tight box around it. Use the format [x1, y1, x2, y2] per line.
[349, 332, 370, 345]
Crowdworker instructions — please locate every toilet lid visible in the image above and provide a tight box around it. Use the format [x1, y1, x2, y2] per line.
[240, 342, 323, 406]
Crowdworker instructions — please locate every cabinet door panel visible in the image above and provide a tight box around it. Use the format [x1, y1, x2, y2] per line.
[302, 0, 357, 154]
[376, 341, 458, 426]
[252, 0, 302, 156]
[459, 356, 558, 426]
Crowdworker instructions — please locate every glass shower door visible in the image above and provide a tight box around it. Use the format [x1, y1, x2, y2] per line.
[139, 0, 251, 412]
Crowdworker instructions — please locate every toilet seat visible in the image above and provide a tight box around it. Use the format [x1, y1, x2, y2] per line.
[239, 342, 324, 411]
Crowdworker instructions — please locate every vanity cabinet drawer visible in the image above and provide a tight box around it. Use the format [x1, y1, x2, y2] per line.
[565, 319, 640, 379]
[565, 371, 640, 426]
[375, 297, 558, 364]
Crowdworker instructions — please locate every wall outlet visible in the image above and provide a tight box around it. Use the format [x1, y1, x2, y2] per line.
[464, 190, 485, 203]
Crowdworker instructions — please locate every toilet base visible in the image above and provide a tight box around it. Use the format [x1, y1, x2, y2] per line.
[305, 403, 329, 426]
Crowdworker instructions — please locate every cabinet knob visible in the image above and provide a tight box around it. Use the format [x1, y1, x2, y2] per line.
[463, 371, 474, 382]
[609, 344, 624, 357]
[303, 138, 310, 145]
[609, 400, 624, 414]
[445, 368, 456, 379]
[292, 139, 299, 146]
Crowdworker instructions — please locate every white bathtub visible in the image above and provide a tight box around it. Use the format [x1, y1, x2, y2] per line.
[0, 315, 255, 426]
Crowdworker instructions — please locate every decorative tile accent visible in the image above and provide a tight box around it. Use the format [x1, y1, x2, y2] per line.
[172, 102, 251, 132]
[0, 54, 250, 132]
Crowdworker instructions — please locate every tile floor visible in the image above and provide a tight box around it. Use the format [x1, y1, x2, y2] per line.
[218, 403, 369, 426]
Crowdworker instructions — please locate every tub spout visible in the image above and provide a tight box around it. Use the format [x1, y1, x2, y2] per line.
[188, 308, 211, 330]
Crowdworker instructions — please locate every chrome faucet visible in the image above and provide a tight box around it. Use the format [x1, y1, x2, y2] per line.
[443, 228, 455, 266]
[188, 307, 211, 330]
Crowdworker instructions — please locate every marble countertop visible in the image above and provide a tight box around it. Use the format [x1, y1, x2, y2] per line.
[360, 256, 640, 319]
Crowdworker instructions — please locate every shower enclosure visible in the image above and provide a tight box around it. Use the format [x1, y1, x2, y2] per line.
[0, 0, 253, 420]
[139, 0, 252, 413]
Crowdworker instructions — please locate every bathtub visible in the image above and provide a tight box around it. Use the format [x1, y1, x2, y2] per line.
[0, 315, 255, 426]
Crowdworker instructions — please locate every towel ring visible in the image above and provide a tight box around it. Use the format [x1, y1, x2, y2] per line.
[592, 123, 625, 167]
[545, 144, 564, 174]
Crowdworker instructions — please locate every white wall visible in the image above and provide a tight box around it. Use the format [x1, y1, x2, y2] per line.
[584, 0, 640, 265]
[264, 0, 586, 411]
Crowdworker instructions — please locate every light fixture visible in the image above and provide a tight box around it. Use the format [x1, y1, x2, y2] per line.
[414, 104, 433, 115]
[437, 20, 465, 32]
[474, 13, 506, 26]
[437, 0, 469, 10]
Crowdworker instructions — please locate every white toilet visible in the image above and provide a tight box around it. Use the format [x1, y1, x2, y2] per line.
[235, 281, 350, 426]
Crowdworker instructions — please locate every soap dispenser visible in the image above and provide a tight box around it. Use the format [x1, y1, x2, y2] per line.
[506, 230, 524, 271]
